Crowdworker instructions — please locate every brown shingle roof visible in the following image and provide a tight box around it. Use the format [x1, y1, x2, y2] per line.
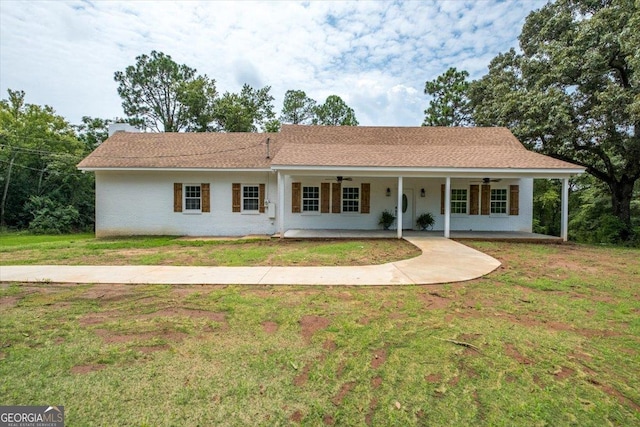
[271, 125, 581, 170]
[77, 132, 278, 169]
[77, 125, 583, 171]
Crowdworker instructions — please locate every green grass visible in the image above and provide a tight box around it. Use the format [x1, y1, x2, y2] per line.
[0, 233, 420, 266]
[0, 242, 639, 425]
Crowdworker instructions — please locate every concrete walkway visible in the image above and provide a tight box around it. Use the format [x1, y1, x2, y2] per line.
[0, 235, 500, 286]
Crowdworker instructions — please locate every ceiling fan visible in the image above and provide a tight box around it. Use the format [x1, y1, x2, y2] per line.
[324, 176, 353, 182]
[470, 177, 502, 184]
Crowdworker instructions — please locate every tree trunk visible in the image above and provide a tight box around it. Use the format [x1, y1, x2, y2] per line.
[1, 153, 16, 227]
[610, 178, 635, 240]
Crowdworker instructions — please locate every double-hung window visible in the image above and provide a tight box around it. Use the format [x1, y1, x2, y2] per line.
[490, 188, 508, 214]
[184, 185, 201, 212]
[242, 185, 260, 212]
[302, 186, 320, 212]
[342, 187, 360, 213]
[451, 189, 468, 214]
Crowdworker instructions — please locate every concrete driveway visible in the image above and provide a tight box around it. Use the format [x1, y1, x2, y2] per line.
[0, 235, 500, 286]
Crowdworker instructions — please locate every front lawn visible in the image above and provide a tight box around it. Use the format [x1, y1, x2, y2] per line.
[0, 234, 420, 266]
[0, 242, 638, 425]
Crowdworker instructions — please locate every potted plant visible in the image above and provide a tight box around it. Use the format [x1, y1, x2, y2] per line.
[378, 209, 396, 230]
[416, 212, 435, 231]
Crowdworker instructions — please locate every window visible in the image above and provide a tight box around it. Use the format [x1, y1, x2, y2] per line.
[184, 185, 201, 211]
[303, 186, 320, 212]
[451, 189, 468, 214]
[342, 187, 359, 212]
[242, 185, 259, 212]
[491, 188, 508, 214]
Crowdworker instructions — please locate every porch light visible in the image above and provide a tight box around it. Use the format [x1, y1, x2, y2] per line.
[420, 188, 426, 197]
[386, 187, 391, 197]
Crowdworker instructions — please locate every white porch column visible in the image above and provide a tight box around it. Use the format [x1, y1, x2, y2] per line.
[277, 171, 285, 238]
[397, 176, 403, 239]
[444, 176, 451, 238]
[561, 177, 569, 242]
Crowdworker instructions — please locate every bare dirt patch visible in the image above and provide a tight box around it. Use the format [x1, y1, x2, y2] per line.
[365, 398, 378, 426]
[323, 339, 337, 351]
[0, 296, 19, 308]
[262, 321, 278, 334]
[505, 343, 533, 365]
[332, 381, 356, 406]
[300, 315, 331, 342]
[290, 410, 303, 423]
[419, 292, 450, 310]
[425, 373, 442, 383]
[80, 284, 139, 301]
[78, 310, 124, 327]
[293, 364, 311, 387]
[371, 348, 387, 369]
[553, 366, 575, 380]
[371, 376, 382, 389]
[71, 364, 108, 374]
[323, 414, 335, 425]
[587, 378, 640, 412]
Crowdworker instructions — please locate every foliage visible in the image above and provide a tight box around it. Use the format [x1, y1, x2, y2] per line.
[532, 179, 561, 236]
[25, 195, 80, 234]
[378, 209, 396, 229]
[114, 51, 217, 132]
[470, 0, 640, 241]
[416, 212, 435, 230]
[280, 90, 317, 125]
[213, 84, 276, 132]
[313, 95, 359, 126]
[0, 89, 92, 231]
[423, 67, 472, 126]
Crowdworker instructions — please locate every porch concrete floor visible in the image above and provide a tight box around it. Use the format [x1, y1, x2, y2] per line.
[283, 229, 561, 242]
[0, 235, 501, 286]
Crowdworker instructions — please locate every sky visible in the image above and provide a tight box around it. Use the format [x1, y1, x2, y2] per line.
[0, 0, 547, 128]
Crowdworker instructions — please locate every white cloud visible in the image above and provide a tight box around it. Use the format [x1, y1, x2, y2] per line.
[0, 0, 546, 127]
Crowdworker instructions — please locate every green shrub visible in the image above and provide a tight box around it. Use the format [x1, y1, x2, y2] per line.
[25, 196, 80, 234]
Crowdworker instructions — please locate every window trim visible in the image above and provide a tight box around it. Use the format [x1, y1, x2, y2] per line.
[241, 184, 260, 214]
[450, 188, 468, 215]
[490, 187, 508, 215]
[183, 184, 202, 213]
[302, 185, 321, 214]
[342, 186, 360, 214]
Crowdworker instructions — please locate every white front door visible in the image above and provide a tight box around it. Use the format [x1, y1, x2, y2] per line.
[402, 189, 414, 230]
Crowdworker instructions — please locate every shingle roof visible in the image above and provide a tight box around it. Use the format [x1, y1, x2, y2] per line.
[271, 125, 581, 170]
[77, 132, 278, 169]
[77, 125, 583, 171]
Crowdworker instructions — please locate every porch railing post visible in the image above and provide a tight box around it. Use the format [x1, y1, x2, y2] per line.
[277, 171, 285, 238]
[444, 176, 451, 238]
[561, 177, 569, 242]
[397, 176, 403, 239]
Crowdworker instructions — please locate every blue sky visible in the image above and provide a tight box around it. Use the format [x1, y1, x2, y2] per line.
[0, 0, 547, 127]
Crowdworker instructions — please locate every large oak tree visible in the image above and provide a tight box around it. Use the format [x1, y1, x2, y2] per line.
[469, 0, 639, 240]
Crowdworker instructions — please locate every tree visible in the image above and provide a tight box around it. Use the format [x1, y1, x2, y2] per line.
[313, 95, 358, 126]
[213, 84, 276, 132]
[422, 67, 472, 126]
[0, 90, 89, 230]
[280, 90, 317, 124]
[114, 51, 217, 132]
[469, 0, 640, 241]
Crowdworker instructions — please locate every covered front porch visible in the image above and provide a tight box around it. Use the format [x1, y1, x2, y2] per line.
[275, 171, 573, 242]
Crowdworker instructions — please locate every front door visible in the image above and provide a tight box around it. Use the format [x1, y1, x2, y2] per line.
[402, 189, 414, 230]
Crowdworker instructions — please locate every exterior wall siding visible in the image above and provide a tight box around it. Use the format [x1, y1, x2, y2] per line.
[95, 170, 278, 237]
[95, 171, 533, 236]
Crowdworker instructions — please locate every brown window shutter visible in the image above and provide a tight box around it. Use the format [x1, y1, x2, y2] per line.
[510, 185, 519, 215]
[201, 183, 210, 213]
[469, 185, 479, 215]
[232, 183, 241, 212]
[321, 183, 330, 213]
[332, 182, 341, 213]
[292, 182, 301, 213]
[360, 183, 370, 214]
[174, 183, 182, 212]
[259, 183, 266, 213]
[481, 184, 491, 215]
[440, 184, 445, 215]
